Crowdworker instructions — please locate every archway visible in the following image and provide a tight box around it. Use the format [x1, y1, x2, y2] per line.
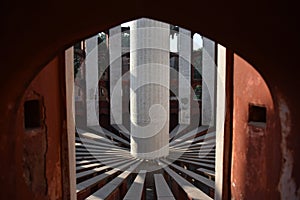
[1, 2, 298, 199]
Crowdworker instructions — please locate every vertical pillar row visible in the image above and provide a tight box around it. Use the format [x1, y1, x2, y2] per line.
[201, 37, 216, 127]
[178, 28, 191, 125]
[109, 26, 123, 125]
[85, 35, 99, 127]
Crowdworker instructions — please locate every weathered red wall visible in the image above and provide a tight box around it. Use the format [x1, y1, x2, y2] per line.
[12, 56, 64, 199]
[231, 54, 282, 199]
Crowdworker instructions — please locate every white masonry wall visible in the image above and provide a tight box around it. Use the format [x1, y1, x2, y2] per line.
[201, 37, 216, 127]
[85, 35, 99, 127]
[130, 18, 170, 159]
[109, 25, 123, 125]
[215, 44, 226, 200]
[178, 28, 191, 125]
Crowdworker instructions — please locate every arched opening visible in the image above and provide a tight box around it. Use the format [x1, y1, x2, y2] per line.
[63, 18, 240, 199]
[16, 17, 280, 200]
[2, 2, 297, 199]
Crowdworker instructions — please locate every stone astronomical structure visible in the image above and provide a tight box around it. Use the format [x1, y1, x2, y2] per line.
[130, 18, 170, 159]
[73, 18, 219, 200]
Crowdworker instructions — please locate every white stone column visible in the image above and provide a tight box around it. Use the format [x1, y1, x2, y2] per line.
[178, 28, 191, 125]
[85, 35, 99, 127]
[201, 37, 216, 127]
[109, 26, 123, 125]
[130, 18, 170, 159]
[215, 44, 226, 200]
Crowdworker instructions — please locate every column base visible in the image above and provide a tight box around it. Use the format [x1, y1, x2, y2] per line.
[130, 145, 169, 160]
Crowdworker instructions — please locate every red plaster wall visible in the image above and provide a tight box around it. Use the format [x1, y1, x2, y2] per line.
[231, 54, 281, 199]
[13, 56, 64, 199]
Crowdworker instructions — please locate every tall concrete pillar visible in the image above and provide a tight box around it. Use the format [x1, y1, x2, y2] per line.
[85, 35, 99, 127]
[215, 44, 226, 200]
[130, 18, 170, 159]
[109, 26, 122, 125]
[201, 37, 216, 127]
[178, 28, 191, 125]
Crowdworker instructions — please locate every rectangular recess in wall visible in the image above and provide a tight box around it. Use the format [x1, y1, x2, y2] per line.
[24, 99, 42, 129]
[248, 104, 266, 123]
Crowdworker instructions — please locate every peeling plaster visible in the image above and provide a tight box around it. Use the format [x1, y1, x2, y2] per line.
[278, 96, 300, 199]
[22, 91, 48, 195]
[40, 92, 49, 195]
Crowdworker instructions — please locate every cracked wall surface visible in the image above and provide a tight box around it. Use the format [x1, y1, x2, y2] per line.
[14, 56, 64, 200]
[231, 54, 282, 199]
